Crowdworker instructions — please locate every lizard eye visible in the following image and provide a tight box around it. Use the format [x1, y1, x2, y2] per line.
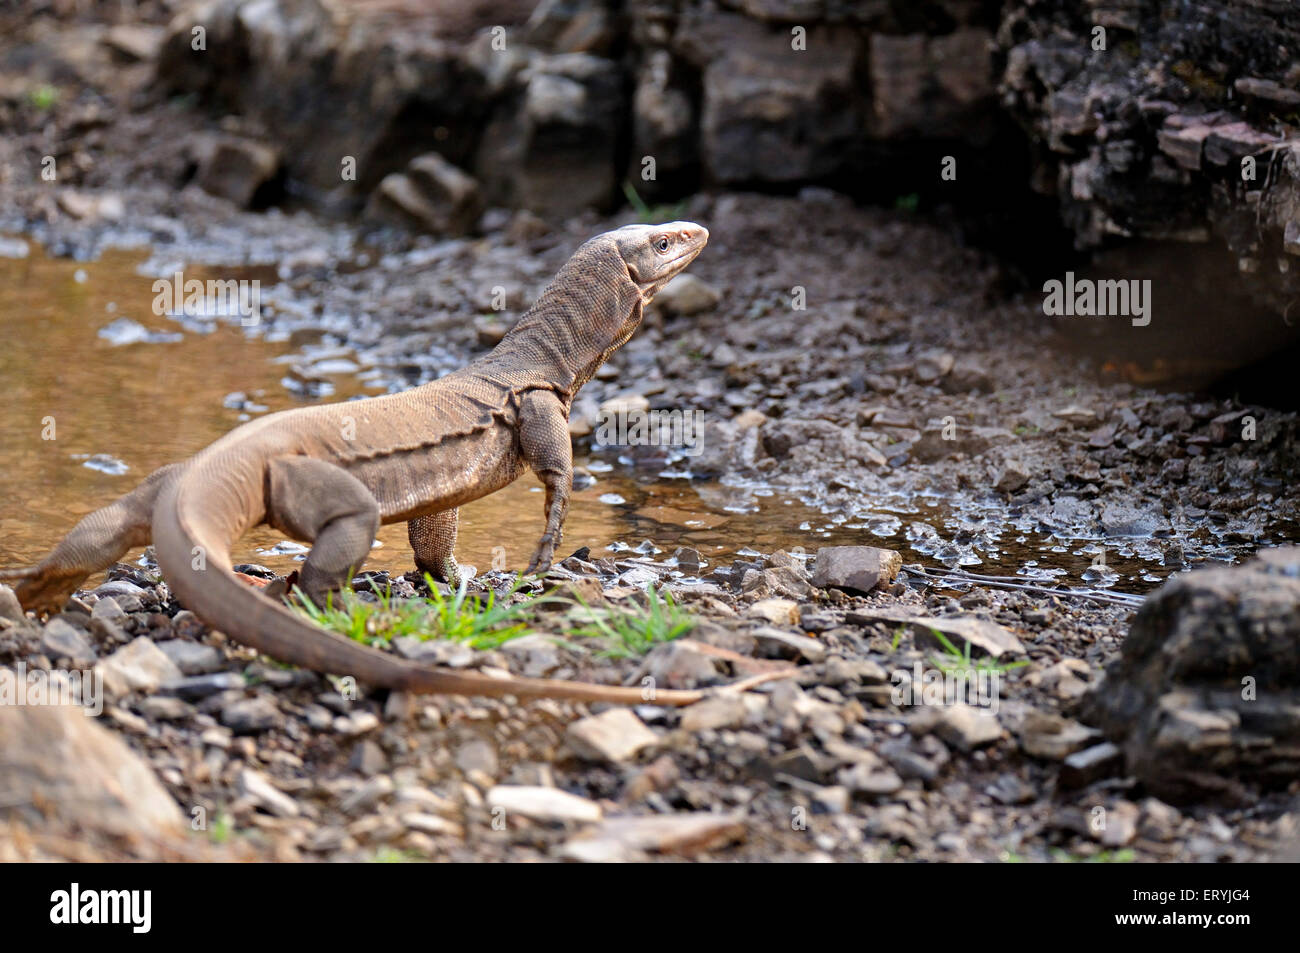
[654, 236, 670, 253]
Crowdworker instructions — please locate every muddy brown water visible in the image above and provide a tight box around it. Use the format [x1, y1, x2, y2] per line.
[0, 240, 1184, 594]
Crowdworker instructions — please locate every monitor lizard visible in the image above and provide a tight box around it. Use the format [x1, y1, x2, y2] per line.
[1, 222, 751, 706]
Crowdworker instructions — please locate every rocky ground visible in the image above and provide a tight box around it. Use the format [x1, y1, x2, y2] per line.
[2, 3, 1299, 863]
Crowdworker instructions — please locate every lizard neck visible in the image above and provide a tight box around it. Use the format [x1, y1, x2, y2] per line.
[480, 242, 644, 408]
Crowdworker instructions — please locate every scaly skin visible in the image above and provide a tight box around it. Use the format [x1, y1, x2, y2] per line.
[1, 223, 723, 706]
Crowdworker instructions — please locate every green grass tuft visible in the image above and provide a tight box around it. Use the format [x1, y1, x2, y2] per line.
[928, 627, 1029, 678]
[621, 181, 688, 224]
[570, 584, 695, 659]
[28, 84, 59, 110]
[292, 575, 541, 650]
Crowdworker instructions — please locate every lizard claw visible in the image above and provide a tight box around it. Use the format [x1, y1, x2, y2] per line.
[525, 534, 558, 576]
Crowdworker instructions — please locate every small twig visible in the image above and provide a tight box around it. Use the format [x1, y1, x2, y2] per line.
[901, 564, 1146, 608]
[716, 669, 800, 695]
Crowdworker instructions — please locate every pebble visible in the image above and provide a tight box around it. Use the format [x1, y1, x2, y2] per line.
[239, 768, 300, 818]
[487, 785, 603, 824]
[155, 639, 223, 675]
[220, 696, 282, 734]
[340, 775, 394, 814]
[751, 627, 826, 663]
[680, 695, 748, 733]
[566, 709, 659, 764]
[930, 704, 1003, 751]
[164, 672, 245, 700]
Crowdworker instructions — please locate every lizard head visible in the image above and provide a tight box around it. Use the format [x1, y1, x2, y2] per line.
[609, 221, 709, 303]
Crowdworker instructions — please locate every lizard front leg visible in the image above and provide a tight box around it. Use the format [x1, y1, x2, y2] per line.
[519, 390, 572, 576]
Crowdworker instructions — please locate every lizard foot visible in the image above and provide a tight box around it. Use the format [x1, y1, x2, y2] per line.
[0, 566, 80, 615]
[413, 555, 465, 590]
[259, 570, 300, 601]
[524, 534, 559, 576]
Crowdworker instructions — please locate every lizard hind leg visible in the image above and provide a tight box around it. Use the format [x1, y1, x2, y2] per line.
[264, 456, 380, 606]
[407, 508, 463, 588]
[1, 462, 181, 612]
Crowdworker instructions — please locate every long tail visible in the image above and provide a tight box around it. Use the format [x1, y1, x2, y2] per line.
[150, 469, 706, 706]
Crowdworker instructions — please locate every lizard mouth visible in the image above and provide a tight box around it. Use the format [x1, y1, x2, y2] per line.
[645, 246, 703, 287]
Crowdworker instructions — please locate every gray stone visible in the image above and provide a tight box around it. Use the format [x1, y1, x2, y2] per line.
[365, 152, 483, 236]
[163, 672, 245, 700]
[138, 696, 193, 721]
[631, 49, 696, 195]
[195, 135, 282, 208]
[41, 617, 96, 664]
[500, 634, 562, 678]
[810, 546, 902, 594]
[849, 610, 1025, 660]
[560, 812, 745, 860]
[1015, 710, 1100, 761]
[654, 274, 721, 316]
[96, 637, 183, 698]
[995, 460, 1032, 494]
[933, 704, 1003, 752]
[239, 768, 300, 818]
[684, 14, 860, 184]
[751, 627, 826, 664]
[635, 640, 722, 689]
[156, 639, 223, 675]
[93, 581, 148, 611]
[476, 53, 622, 217]
[349, 739, 388, 776]
[680, 695, 748, 733]
[838, 760, 904, 796]
[340, 775, 394, 814]
[1060, 742, 1123, 788]
[220, 696, 281, 734]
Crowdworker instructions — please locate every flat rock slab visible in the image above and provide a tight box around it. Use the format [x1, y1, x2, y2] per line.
[847, 610, 1026, 659]
[560, 812, 746, 861]
[487, 785, 603, 824]
[680, 694, 749, 733]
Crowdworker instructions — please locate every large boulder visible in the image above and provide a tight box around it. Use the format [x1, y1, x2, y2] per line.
[157, 0, 486, 198]
[365, 152, 484, 235]
[475, 52, 624, 216]
[1080, 547, 1300, 803]
[0, 702, 184, 842]
[675, 12, 862, 185]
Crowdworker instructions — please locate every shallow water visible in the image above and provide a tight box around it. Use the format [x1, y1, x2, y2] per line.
[0, 239, 1229, 595]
